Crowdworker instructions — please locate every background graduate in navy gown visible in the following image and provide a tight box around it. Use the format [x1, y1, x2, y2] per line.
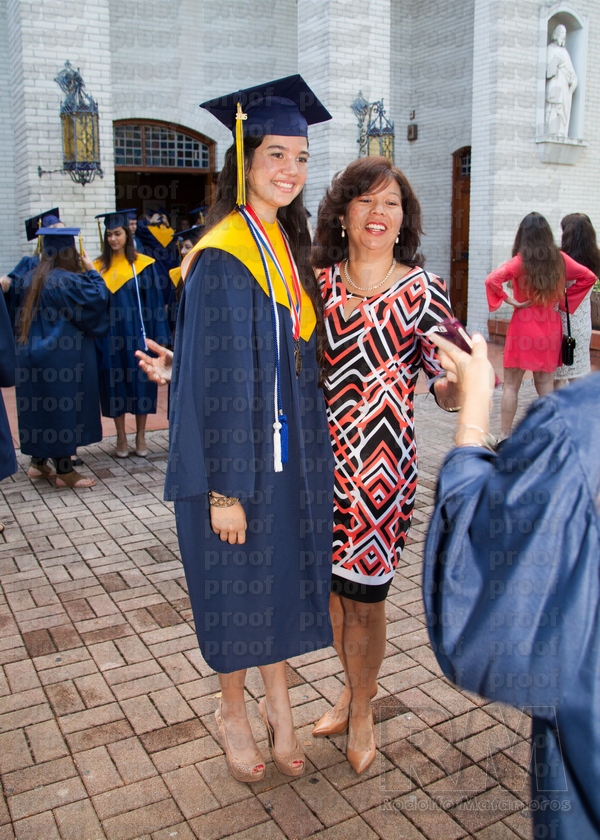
[425, 332, 600, 840]
[162, 76, 334, 784]
[94, 211, 170, 459]
[10, 228, 110, 489]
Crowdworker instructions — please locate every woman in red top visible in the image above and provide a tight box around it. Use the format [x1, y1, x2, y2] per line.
[486, 212, 595, 436]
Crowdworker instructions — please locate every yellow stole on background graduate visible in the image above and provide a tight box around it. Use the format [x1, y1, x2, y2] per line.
[148, 226, 175, 248]
[94, 253, 155, 294]
[169, 266, 182, 287]
[180, 210, 316, 340]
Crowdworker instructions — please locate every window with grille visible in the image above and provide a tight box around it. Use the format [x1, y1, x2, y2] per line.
[114, 123, 210, 169]
[460, 150, 471, 177]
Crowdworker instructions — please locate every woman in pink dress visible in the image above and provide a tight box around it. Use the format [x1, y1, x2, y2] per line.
[486, 212, 595, 437]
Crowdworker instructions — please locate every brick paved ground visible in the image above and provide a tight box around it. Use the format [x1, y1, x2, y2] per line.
[0, 378, 540, 840]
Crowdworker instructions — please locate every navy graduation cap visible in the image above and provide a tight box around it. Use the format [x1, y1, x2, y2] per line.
[200, 74, 331, 138]
[95, 209, 137, 230]
[188, 206, 207, 225]
[36, 227, 80, 255]
[24, 208, 60, 241]
[200, 74, 331, 207]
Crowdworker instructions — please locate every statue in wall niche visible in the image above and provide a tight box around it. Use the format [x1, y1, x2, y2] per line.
[545, 24, 578, 137]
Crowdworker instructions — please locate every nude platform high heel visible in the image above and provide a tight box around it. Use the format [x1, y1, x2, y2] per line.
[258, 697, 305, 777]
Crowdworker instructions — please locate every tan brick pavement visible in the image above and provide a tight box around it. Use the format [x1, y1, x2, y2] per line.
[0, 380, 541, 840]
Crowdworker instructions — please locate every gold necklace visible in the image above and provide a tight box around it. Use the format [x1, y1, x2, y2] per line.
[343, 258, 397, 292]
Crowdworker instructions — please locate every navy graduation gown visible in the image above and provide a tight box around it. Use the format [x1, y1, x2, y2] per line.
[424, 374, 600, 839]
[135, 220, 177, 305]
[0, 294, 17, 481]
[96, 261, 170, 418]
[13, 269, 110, 459]
[165, 249, 333, 674]
[4, 256, 39, 325]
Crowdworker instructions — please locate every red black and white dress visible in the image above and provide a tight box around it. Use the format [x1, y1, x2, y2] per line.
[320, 263, 452, 596]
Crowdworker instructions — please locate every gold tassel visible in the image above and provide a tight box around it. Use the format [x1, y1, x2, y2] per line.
[235, 101, 247, 207]
[36, 218, 42, 255]
[79, 235, 84, 259]
[97, 219, 103, 251]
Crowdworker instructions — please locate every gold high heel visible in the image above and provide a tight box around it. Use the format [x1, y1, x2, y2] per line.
[258, 697, 305, 777]
[312, 706, 349, 737]
[346, 709, 376, 775]
[214, 703, 265, 784]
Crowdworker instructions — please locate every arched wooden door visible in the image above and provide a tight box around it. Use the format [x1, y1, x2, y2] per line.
[113, 120, 216, 228]
[450, 147, 471, 323]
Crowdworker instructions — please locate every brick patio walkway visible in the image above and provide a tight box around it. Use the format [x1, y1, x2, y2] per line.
[0, 377, 539, 840]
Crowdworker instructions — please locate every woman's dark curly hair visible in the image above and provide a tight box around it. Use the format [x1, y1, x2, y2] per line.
[312, 156, 424, 270]
[560, 213, 600, 277]
[512, 212, 565, 305]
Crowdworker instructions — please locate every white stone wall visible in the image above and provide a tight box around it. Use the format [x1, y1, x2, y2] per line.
[399, 0, 475, 282]
[5, 0, 115, 265]
[0, 0, 20, 270]
[109, 0, 299, 172]
[298, 0, 392, 217]
[469, 0, 600, 334]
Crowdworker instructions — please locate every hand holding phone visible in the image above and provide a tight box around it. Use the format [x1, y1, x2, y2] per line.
[434, 318, 501, 388]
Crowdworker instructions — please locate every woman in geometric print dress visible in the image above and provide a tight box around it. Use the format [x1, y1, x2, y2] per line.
[311, 156, 460, 774]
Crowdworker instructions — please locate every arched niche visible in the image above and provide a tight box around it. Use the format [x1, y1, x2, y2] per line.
[536, 4, 588, 164]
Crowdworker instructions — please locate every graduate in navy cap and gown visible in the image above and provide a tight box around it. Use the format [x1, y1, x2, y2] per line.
[149, 76, 334, 784]
[1, 210, 63, 303]
[94, 211, 170, 458]
[135, 208, 177, 306]
[424, 332, 600, 840]
[10, 228, 109, 488]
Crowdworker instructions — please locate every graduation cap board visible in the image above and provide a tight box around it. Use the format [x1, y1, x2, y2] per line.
[25, 208, 60, 242]
[200, 74, 331, 207]
[36, 227, 82, 256]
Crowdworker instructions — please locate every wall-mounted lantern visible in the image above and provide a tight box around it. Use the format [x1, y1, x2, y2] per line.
[38, 61, 103, 186]
[351, 92, 395, 161]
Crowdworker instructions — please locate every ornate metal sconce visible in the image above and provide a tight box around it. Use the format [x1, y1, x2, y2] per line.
[38, 61, 103, 186]
[351, 92, 395, 161]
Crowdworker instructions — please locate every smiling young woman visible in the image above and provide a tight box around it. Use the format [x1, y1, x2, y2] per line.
[162, 76, 334, 785]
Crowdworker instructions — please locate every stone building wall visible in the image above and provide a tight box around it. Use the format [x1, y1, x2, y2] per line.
[469, 0, 600, 334]
[4, 0, 115, 264]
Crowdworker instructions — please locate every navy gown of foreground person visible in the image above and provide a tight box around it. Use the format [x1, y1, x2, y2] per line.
[0, 294, 18, 485]
[165, 245, 333, 672]
[11, 236, 110, 466]
[425, 374, 600, 839]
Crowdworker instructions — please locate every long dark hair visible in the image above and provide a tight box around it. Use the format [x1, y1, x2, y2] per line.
[561, 213, 600, 277]
[312, 156, 424, 270]
[98, 226, 137, 273]
[204, 136, 325, 367]
[512, 212, 564, 305]
[18, 247, 82, 343]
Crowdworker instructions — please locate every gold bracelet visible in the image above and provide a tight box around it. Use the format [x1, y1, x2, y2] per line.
[456, 424, 497, 452]
[208, 492, 240, 508]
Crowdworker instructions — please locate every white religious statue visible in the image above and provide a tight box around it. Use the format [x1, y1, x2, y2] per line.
[545, 24, 578, 137]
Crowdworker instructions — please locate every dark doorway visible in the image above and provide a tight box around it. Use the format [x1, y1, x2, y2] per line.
[450, 147, 471, 324]
[115, 170, 212, 230]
